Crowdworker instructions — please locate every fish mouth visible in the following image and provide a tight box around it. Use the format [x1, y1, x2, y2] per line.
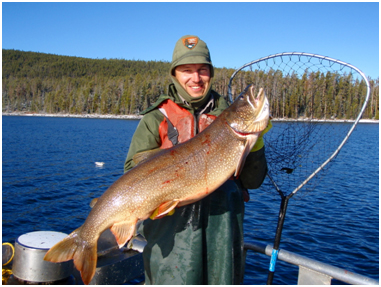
[227, 85, 269, 135]
[247, 86, 265, 112]
[252, 88, 269, 122]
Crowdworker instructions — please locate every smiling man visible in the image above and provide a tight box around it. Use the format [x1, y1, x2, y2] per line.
[124, 35, 268, 284]
[174, 63, 211, 98]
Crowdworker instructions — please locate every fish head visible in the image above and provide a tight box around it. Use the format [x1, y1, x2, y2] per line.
[225, 84, 269, 134]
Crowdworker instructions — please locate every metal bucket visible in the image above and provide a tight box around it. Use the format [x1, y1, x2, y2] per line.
[12, 231, 74, 283]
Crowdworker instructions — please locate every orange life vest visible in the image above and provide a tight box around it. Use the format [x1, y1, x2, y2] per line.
[158, 99, 217, 149]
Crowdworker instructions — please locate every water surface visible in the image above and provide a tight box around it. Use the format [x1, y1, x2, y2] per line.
[2, 116, 379, 284]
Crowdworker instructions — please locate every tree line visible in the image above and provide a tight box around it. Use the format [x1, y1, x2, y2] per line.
[2, 49, 379, 120]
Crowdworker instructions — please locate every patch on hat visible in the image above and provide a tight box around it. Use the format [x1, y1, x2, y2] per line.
[182, 37, 198, 49]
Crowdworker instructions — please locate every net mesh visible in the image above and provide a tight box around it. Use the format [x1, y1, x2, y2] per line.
[228, 53, 369, 197]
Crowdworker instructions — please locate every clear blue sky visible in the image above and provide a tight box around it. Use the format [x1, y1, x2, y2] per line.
[2, 2, 379, 79]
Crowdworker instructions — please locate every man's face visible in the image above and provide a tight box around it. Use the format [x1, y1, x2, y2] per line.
[174, 64, 211, 98]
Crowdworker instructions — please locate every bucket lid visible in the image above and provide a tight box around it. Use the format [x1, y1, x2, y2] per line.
[17, 231, 68, 250]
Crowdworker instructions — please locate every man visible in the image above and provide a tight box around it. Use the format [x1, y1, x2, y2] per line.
[124, 35, 268, 284]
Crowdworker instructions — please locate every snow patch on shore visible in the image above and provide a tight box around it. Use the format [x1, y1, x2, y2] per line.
[2, 112, 379, 124]
[2, 112, 143, 120]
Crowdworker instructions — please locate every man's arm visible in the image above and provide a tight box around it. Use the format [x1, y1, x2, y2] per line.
[239, 147, 268, 189]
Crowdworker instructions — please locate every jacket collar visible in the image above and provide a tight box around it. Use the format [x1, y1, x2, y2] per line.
[140, 83, 218, 116]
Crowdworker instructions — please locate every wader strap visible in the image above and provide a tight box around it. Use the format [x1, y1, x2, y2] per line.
[159, 108, 179, 146]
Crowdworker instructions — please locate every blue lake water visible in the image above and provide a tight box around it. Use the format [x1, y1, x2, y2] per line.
[2, 116, 379, 284]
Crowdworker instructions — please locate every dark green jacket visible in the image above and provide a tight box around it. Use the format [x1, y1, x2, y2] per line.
[124, 84, 228, 172]
[124, 84, 267, 284]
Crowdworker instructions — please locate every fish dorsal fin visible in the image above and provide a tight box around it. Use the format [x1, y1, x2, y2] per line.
[132, 148, 163, 165]
[89, 198, 98, 208]
[234, 134, 259, 178]
[150, 200, 180, 220]
[110, 219, 137, 248]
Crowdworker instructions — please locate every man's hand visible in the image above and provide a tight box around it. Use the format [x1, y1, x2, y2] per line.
[251, 120, 272, 152]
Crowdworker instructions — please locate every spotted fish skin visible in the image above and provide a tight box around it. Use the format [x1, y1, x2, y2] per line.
[43, 84, 270, 285]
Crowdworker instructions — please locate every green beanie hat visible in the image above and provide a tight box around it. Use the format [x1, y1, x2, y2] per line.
[170, 35, 214, 77]
[170, 35, 214, 108]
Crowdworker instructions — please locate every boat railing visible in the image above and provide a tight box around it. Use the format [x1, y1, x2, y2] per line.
[5, 234, 378, 285]
[244, 241, 379, 285]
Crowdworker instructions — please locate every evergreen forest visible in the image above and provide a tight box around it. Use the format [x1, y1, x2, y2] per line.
[2, 49, 379, 120]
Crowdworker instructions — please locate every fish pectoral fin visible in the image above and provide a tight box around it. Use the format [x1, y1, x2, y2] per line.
[110, 220, 137, 248]
[89, 198, 98, 208]
[150, 200, 179, 220]
[252, 118, 270, 133]
[234, 135, 259, 178]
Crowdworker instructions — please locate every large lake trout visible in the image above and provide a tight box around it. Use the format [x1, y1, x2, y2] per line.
[44, 84, 270, 284]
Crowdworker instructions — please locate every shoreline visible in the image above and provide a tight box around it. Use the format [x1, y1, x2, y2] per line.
[2, 112, 143, 120]
[2, 112, 379, 124]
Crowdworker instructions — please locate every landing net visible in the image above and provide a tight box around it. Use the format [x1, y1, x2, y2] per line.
[227, 52, 370, 284]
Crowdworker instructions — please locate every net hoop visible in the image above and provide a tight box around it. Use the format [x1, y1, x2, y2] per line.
[228, 52, 371, 197]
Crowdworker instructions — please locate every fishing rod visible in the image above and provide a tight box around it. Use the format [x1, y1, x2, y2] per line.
[228, 52, 370, 285]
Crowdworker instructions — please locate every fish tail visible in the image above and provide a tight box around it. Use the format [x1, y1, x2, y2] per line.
[44, 227, 98, 285]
